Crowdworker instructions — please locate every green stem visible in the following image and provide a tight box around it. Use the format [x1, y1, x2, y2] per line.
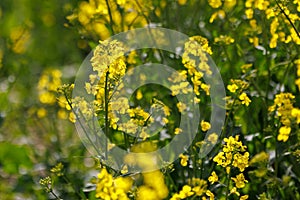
[49, 189, 61, 200]
[104, 71, 110, 160]
[105, 0, 115, 35]
[225, 158, 234, 200]
[166, 171, 178, 191]
[225, 169, 231, 200]
[275, 0, 300, 39]
[64, 92, 101, 156]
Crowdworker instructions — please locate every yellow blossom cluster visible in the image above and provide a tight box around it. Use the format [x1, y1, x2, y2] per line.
[179, 154, 189, 167]
[137, 170, 169, 200]
[208, 171, 218, 184]
[123, 141, 169, 200]
[50, 162, 64, 177]
[36, 69, 70, 120]
[213, 136, 249, 173]
[208, 0, 237, 23]
[214, 35, 235, 45]
[84, 39, 171, 139]
[244, 0, 300, 48]
[38, 69, 62, 105]
[181, 36, 212, 97]
[211, 136, 249, 199]
[9, 26, 31, 54]
[67, 0, 150, 40]
[170, 178, 214, 200]
[95, 168, 133, 200]
[124, 141, 159, 170]
[268, 92, 300, 142]
[57, 83, 75, 122]
[211, 136, 249, 197]
[226, 78, 251, 107]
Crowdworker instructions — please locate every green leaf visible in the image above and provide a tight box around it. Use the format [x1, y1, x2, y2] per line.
[0, 142, 33, 174]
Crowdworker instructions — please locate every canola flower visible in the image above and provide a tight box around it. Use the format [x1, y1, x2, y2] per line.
[66, 0, 157, 40]
[269, 92, 300, 142]
[212, 135, 249, 198]
[201, 120, 211, 132]
[95, 168, 133, 200]
[226, 78, 252, 109]
[170, 178, 214, 200]
[9, 26, 31, 54]
[208, 171, 218, 184]
[244, 0, 300, 48]
[94, 141, 169, 200]
[36, 69, 73, 120]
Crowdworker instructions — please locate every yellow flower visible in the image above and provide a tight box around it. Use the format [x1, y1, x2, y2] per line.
[213, 135, 249, 174]
[178, 0, 187, 5]
[69, 112, 76, 123]
[37, 108, 47, 118]
[231, 173, 248, 188]
[57, 109, 68, 119]
[213, 152, 225, 166]
[209, 10, 226, 23]
[270, 93, 295, 127]
[114, 177, 133, 193]
[137, 186, 158, 200]
[206, 190, 215, 200]
[207, 133, 218, 144]
[250, 151, 269, 164]
[241, 63, 253, 73]
[245, 8, 253, 19]
[239, 92, 251, 106]
[208, 0, 222, 8]
[174, 128, 183, 135]
[201, 83, 210, 95]
[240, 195, 249, 200]
[9, 26, 31, 54]
[291, 108, 300, 124]
[201, 120, 211, 132]
[230, 187, 240, 196]
[179, 154, 189, 166]
[136, 90, 143, 100]
[177, 102, 187, 113]
[208, 171, 218, 184]
[249, 37, 259, 47]
[178, 185, 194, 198]
[214, 35, 235, 45]
[227, 84, 239, 93]
[233, 152, 249, 172]
[95, 168, 133, 200]
[277, 126, 291, 142]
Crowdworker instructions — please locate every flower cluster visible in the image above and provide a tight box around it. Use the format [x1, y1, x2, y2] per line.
[9, 26, 31, 54]
[208, 0, 237, 23]
[226, 78, 252, 108]
[269, 92, 300, 142]
[137, 170, 169, 200]
[170, 178, 214, 200]
[181, 36, 212, 97]
[212, 135, 249, 199]
[214, 35, 235, 45]
[36, 69, 71, 120]
[244, 0, 300, 48]
[67, 0, 149, 40]
[95, 168, 133, 200]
